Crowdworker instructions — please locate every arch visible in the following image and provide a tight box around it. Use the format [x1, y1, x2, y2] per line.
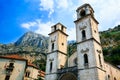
[61, 26, 64, 31]
[114, 77, 116, 80]
[108, 75, 110, 80]
[50, 62, 53, 72]
[82, 30, 86, 40]
[84, 54, 88, 67]
[98, 54, 102, 67]
[52, 43, 54, 51]
[74, 58, 77, 65]
[54, 25, 56, 31]
[80, 9, 86, 17]
[25, 70, 30, 77]
[58, 72, 77, 80]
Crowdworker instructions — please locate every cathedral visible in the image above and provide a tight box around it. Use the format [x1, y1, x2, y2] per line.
[45, 4, 120, 80]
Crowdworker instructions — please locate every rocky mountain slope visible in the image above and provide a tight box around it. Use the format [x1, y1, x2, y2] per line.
[0, 31, 48, 54]
[0, 25, 119, 69]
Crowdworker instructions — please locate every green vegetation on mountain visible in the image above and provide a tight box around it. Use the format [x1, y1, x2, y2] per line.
[100, 25, 120, 65]
[0, 25, 119, 71]
[68, 25, 120, 66]
[33, 58, 46, 71]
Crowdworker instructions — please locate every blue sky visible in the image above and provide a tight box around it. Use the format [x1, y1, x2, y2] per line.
[0, 0, 120, 44]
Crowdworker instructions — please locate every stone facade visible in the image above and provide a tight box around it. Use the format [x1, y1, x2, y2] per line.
[0, 55, 27, 80]
[45, 3, 120, 80]
[24, 63, 39, 80]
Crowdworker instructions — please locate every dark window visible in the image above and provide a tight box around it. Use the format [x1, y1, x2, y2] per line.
[114, 77, 116, 80]
[54, 26, 56, 31]
[82, 30, 86, 40]
[5, 75, 10, 80]
[25, 71, 30, 77]
[50, 62, 53, 72]
[99, 54, 102, 67]
[80, 10, 86, 17]
[84, 54, 88, 67]
[74, 58, 77, 65]
[61, 26, 64, 31]
[108, 75, 110, 80]
[9, 63, 14, 67]
[6, 62, 14, 72]
[52, 43, 54, 51]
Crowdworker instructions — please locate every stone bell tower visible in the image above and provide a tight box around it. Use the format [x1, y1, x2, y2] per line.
[45, 23, 68, 80]
[74, 4, 105, 80]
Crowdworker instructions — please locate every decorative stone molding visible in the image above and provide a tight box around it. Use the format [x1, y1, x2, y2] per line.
[49, 58, 54, 61]
[79, 26, 87, 30]
[51, 36, 56, 42]
[51, 39, 55, 42]
[81, 48, 89, 53]
[97, 49, 102, 54]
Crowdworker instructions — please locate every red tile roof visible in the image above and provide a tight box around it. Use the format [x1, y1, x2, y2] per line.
[28, 62, 38, 69]
[38, 70, 45, 77]
[0, 54, 27, 61]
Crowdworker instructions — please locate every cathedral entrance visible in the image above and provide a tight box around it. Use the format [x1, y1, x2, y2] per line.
[58, 72, 77, 80]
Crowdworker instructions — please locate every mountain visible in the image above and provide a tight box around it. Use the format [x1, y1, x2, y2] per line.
[15, 31, 48, 48]
[0, 25, 120, 67]
[0, 31, 48, 54]
[100, 25, 120, 65]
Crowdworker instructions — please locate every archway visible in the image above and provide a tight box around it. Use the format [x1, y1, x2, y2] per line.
[58, 72, 77, 80]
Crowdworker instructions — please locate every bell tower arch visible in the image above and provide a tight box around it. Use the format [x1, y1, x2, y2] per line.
[74, 4, 106, 80]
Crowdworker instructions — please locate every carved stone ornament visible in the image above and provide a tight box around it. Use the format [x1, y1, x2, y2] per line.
[79, 26, 87, 30]
[51, 39, 55, 42]
[49, 58, 54, 61]
[51, 37, 56, 42]
[81, 48, 89, 53]
[97, 49, 102, 54]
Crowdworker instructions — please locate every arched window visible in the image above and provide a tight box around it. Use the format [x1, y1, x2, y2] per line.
[82, 30, 86, 40]
[80, 10, 86, 17]
[52, 43, 54, 51]
[5, 76, 10, 80]
[84, 54, 88, 67]
[99, 54, 102, 67]
[61, 26, 64, 31]
[114, 77, 116, 80]
[25, 71, 30, 77]
[54, 26, 56, 31]
[50, 62, 53, 72]
[74, 58, 77, 65]
[108, 75, 110, 80]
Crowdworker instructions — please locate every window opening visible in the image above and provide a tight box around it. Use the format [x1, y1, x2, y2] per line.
[50, 62, 53, 72]
[84, 54, 88, 68]
[82, 30, 86, 40]
[99, 54, 102, 67]
[80, 10, 86, 17]
[52, 43, 54, 51]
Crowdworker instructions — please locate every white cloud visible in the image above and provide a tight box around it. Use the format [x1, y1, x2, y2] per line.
[79, 0, 120, 30]
[21, 22, 37, 29]
[35, 20, 54, 36]
[22, 0, 120, 40]
[67, 27, 76, 40]
[40, 0, 54, 17]
[56, 0, 68, 9]
[21, 19, 54, 36]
